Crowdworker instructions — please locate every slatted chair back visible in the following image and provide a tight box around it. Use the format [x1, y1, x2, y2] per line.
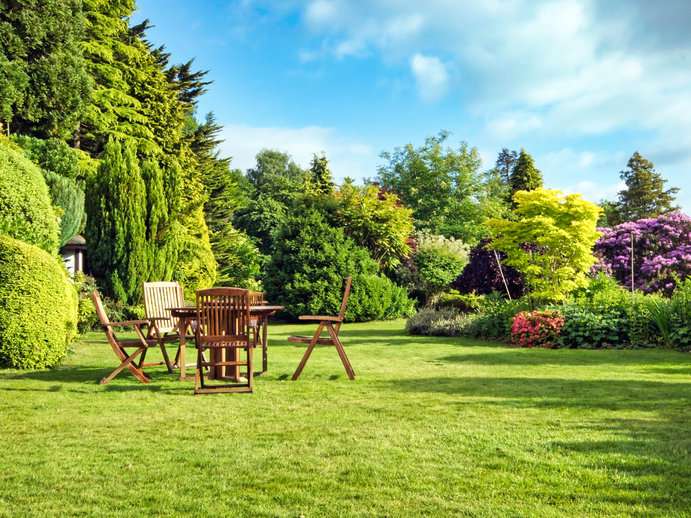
[143, 281, 184, 334]
[194, 288, 253, 394]
[92, 290, 116, 343]
[196, 288, 251, 348]
[248, 290, 265, 306]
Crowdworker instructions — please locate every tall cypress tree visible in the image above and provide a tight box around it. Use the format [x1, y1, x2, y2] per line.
[86, 138, 147, 304]
[509, 149, 543, 204]
[615, 152, 679, 222]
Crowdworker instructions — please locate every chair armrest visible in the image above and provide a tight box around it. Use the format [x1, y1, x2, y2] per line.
[298, 315, 342, 322]
[108, 319, 152, 328]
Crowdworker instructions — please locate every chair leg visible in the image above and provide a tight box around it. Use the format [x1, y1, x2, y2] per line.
[138, 347, 148, 369]
[327, 324, 355, 380]
[194, 347, 204, 394]
[291, 323, 324, 381]
[159, 341, 173, 373]
[101, 347, 148, 384]
[247, 345, 254, 392]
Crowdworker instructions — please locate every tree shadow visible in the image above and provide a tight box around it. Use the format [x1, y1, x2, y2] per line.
[385, 376, 691, 412]
[437, 349, 691, 368]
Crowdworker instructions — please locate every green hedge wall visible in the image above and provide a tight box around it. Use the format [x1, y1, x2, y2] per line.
[0, 235, 78, 369]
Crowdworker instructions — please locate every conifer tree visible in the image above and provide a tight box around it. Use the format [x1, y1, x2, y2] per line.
[615, 152, 679, 222]
[307, 153, 334, 195]
[85, 138, 148, 304]
[509, 149, 543, 202]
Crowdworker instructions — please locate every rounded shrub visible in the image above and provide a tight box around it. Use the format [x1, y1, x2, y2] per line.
[0, 138, 60, 253]
[0, 235, 78, 369]
[264, 210, 413, 321]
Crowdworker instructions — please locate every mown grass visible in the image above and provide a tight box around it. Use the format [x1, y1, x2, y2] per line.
[1, 320, 690, 517]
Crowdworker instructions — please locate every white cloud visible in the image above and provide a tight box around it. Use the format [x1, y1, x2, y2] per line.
[218, 124, 375, 181]
[409, 53, 449, 102]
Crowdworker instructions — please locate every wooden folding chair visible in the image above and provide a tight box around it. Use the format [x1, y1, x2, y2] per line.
[194, 288, 255, 395]
[143, 281, 190, 367]
[92, 290, 173, 385]
[289, 277, 355, 380]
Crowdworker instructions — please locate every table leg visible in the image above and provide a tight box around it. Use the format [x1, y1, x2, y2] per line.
[178, 318, 187, 381]
[261, 316, 268, 374]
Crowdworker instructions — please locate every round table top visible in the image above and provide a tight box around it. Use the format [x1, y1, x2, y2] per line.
[168, 305, 284, 318]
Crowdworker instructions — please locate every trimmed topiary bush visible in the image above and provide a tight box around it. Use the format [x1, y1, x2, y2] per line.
[0, 235, 78, 369]
[0, 138, 59, 252]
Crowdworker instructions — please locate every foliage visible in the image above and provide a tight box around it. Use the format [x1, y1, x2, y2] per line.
[406, 307, 474, 336]
[306, 153, 334, 195]
[434, 290, 486, 313]
[376, 131, 507, 243]
[73, 272, 99, 333]
[646, 279, 691, 350]
[0, 0, 91, 138]
[511, 310, 564, 348]
[346, 274, 415, 322]
[0, 138, 59, 252]
[43, 170, 85, 246]
[607, 152, 679, 225]
[462, 297, 532, 341]
[594, 212, 691, 294]
[488, 189, 601, 302]
[174, 207, 217, 300]
[335, 181, 413, 270]
[264, 211, 411, 321]
[12, 135, 97, 183]
[85, 138, 148, 304]
[454, 238, 525, 299]
[195, 114, 262, 288]
[0, 235, 78, 369]
[246, 149, 308, 204]
[494, 148, 518, 184]
[508, 149, 543, 202]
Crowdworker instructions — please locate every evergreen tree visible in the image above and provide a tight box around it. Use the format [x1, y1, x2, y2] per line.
[495, 148, 518, 184]
[0, 0, 91, 138]
[614, 152, 679, 222]
[509, 149, 543, 202]
[85, 139, 147, 304]
[307, 153, 334, 195]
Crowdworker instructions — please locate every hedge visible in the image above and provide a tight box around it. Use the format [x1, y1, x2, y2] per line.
[0, 235, 78, 369]
[0, 138, 59, 253]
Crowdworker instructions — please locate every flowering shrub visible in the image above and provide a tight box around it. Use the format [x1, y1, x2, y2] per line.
[594, 212, 691, 294]
[511, 310, 564, 348]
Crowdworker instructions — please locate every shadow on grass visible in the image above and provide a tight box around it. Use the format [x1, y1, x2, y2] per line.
[437, 348, 691, 368]
[385, 376, 691, 411]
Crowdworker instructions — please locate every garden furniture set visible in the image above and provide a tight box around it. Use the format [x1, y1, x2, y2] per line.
[92, 277, 355, 394]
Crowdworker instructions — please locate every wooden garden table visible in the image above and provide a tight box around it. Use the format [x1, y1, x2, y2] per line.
[168, 305, 284, 381]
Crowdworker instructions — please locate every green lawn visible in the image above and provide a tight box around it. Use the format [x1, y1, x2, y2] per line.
[1, 320, 691, 517]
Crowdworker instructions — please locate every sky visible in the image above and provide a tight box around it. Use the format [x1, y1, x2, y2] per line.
[134, 0, 691, 210]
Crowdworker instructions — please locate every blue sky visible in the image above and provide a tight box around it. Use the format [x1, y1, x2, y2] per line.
[135, 0, 691, 210]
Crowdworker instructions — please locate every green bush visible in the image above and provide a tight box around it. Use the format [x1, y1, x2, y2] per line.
[461, 297, 531, 341]
[264, 211, 412, 321]
[0, 235, 78, 369]
[435, 290, 485, 313]
[0, 138, 59, 252]
[12, 135, 97, 183]
[346, 273, 414, 322]
[398, 234, 469, 304]
[406, 307, 475, 336]
[647, 279, 691, 350]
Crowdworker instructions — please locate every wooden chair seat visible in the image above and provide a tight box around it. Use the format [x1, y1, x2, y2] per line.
[290, 277, 355, 380]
